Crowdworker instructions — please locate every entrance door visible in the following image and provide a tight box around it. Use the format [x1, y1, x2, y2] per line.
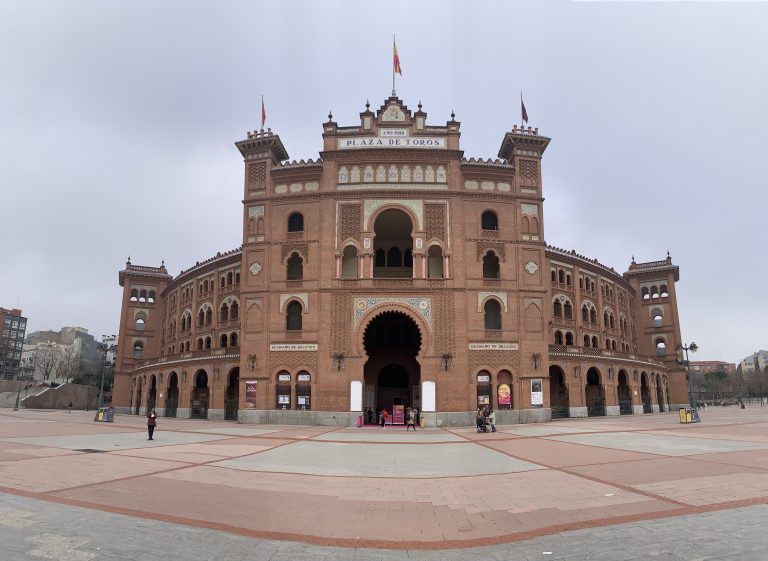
[641, 373, 652, 413]
[585, 367, 606, 417]
[165, 373, 179, 418]
[225, 368, 239, 421]
[362, 311, 422, 423]
[191, 370, 209, 419]
[617, 370, 632, 415]
[549, 366, 569, 419]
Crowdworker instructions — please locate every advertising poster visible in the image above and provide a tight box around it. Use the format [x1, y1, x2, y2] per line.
[245, 381, 258, 409]
[392, 404, 405, 424]
[531, 379, 543, 407]
[497, 384, 511, 407]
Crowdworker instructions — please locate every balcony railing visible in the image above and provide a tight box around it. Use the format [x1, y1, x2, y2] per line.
[548, 344, 666, 367]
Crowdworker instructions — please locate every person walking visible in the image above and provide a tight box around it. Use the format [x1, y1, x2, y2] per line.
[381, 408, 389, 428]
[413, 407, 419, 429]
[147, 408, 157, 440]
[67, 401, 72, 414]
[487, 407, 497, 433]
[406, 408, 416, 431]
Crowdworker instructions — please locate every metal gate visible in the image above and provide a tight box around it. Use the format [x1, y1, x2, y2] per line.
[586, 386, 606, 417]
[191, 388, 209, 419]
[164, 395, 178, 418]
[642, 387, 652, 413]
[618, 395, 633, 415]
[550, 386, 569, 419]
[224, 397, 238, 421]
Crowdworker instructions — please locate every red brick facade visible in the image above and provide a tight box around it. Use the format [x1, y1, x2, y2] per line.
[113, 97, 687, 425]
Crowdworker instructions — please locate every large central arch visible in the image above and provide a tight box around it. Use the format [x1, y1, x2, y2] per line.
[362, 311, 422, 423]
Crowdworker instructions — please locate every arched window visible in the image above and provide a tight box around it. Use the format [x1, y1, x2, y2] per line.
[288, 212, 304, 232]
[606, 339, 611, 350]
[652, 308, 663, 328]
[179, 343, 184, 354]
[655, 337, 666, 355]
[235, 272, 240, 284]
[135, 314, 146, 331]
[403, 248, 413, 267]
[220, 304, 229, 322]
[584, 335, 591, 347]
[132, 341, 143, 359]
[230, 333, 238, 346]
[286, 253, 303, 280]
[196, 338, 204, 350]
[230, 302, 239, 320]
[227, 272, 233, 286]
[565, 332, 574, 345]
[130, 289, 138, 302]
[551, 270, 556, 283]
[375, 248, 386, 267]
[484, 299, 502, 330]
[286, 301, 303, 331]
[387, 247, 402, 268]
[198, 310, 205, 327]
[642, 287, 650, 300]
[558, 270, 565, 284]
[481, 210, 498, 231]
[590, 309, 597, 324]
[554, 330, 563, 345]
[205, 337, 212, 349]
[427, 245, 444, 278]
[203, 280, 208, 293]
[148, 291, 156, 303]
[612, 340, 617, 351]
[205, 308, 212, 325]
[185, 341, 190, 352]
[220, 334, 228, 348]
[651, 286, 659, 299]
[660, 285, 669, 297]
[342, 245, 359, 279]
[592, 336, 598, 347]
[582, 306, 589, 322]
[553, 301, 562, 318]
[220, 276, 226, 288]
[564, 302, 573, 319]
[482, 251, 500, 279]
[566, 274, 572, 286]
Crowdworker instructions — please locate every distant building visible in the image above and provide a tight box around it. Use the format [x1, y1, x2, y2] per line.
[24, 326, 101, 385]
[690, 361, 737, 377]
[101, 335, 118, 366]
[739, 351, 768, 374]
[0, 307, 27, 379]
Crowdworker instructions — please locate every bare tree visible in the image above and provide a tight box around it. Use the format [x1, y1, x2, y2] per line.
[33, 343, 61, 381]
[56, 346, 80, 383]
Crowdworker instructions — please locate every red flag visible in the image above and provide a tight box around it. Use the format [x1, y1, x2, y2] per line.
[393, 38, 402, 76]
[521, 93, 528, 124]
[261, 95, 266, 129]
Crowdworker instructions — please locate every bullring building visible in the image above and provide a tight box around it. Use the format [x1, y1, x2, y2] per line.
[114, 96, 687, 425]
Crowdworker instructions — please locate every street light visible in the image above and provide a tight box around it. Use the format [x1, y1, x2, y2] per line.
[676, 341, 698, 418]
[97, 342, 108, 408]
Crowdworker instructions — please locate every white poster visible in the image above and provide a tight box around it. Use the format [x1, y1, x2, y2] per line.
[350, 381, 362, 412]
[422, 381, 436, 412]
[531, 379, 543, 408]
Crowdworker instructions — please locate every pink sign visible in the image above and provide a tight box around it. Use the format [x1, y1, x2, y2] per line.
[245, 381, 258, 409]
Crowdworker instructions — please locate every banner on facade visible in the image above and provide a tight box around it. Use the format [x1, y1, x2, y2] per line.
[498, 384, 511, 407]
[245, 381, 258, 409]
[392, 404, 405, 425]
[531, 379, 543, 408]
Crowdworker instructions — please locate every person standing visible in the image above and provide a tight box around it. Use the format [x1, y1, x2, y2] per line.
[381, 408, 388, 428]
[413, 407, 419, 429]
[406, 408, 416, 431]
[67, 401, 72, 414]
[147, 408, 157, 440]
[488, 408, 497, 433]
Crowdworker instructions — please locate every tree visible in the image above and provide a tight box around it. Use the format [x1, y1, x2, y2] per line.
[56, 346, 80, 383]
[33, 343, 61, 381]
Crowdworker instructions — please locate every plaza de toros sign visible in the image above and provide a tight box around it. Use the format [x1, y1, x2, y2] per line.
[338, 131, 446, 150]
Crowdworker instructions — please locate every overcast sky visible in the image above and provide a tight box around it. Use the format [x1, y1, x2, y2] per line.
[1, 1, 766, 363]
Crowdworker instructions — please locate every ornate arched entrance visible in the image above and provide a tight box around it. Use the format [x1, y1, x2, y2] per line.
[549, 365, 569, 419]
[165, 372, 179, 418]
[362, 311, 421, 424]
[225, 368, 239, 421]
[191, 370, 209, 419]
[655, 374, 665, 412]
[641, 372, 652, 413]
[618, 370, 632, 415]
[134, 378, 143, 415]
[585, 367, 606, 417]
[148, 375, 157, 412]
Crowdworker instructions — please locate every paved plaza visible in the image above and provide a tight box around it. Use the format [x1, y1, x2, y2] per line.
[0, 408, 767, 560]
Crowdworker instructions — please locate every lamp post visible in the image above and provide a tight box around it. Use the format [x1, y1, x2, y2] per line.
[97, 342, 108, 408]
[677, 341, 698, 416]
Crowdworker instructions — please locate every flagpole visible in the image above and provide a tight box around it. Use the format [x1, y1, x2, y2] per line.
[392, 34, 396, 96]
[520, 92, 523, 128]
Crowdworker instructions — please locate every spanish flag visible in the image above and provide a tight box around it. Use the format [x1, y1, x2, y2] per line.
[261, 95, 266, 129]
[393, 38, 402, 76]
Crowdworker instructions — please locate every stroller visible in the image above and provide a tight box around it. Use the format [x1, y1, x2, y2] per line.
[476, 415, 491, 433]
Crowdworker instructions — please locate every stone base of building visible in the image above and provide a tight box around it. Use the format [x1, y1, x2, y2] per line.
[568, 406, 588, 418]
[114, 407, 131, 415]
[176, 407, 190, 419]
[633, 404, 645, 415]
[606, 405, 620, 416]
[207, 408, 225, 421]
[154, 407, 165, 418]
[671, 403, 689, 411]
[238, 409, 355, 426]
[652, 404, 660, 413]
